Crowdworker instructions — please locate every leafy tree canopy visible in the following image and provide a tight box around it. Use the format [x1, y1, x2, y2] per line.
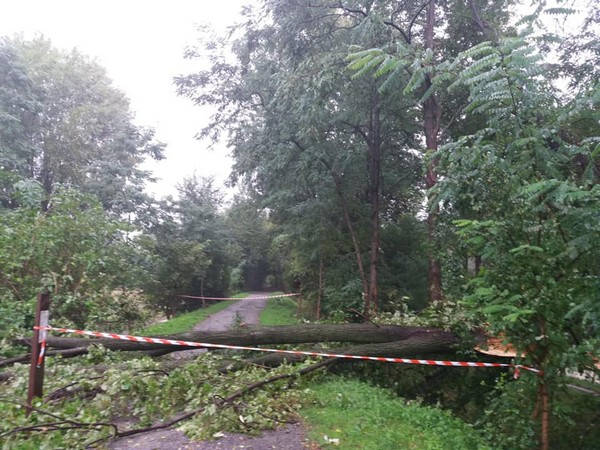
[0, 36, 165, 215]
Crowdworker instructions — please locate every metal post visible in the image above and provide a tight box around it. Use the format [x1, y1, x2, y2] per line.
[27, 292, 50, 415]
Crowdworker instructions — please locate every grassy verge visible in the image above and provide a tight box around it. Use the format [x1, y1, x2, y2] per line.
[139, 293, 249, 335]
[259, 294, 298, 325]
[300, 377, 491, 450]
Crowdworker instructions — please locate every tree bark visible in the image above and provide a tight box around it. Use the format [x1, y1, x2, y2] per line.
[367, 89, 382, 315]
[539, 380, 550, 450]
[36, 324, 455, 353]
[317, 255, 323, 320]
[223, 330, 458, 371]
[423, 0, 443, 303]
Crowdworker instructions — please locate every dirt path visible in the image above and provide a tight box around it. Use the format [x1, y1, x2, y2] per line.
[107, 293, 313, 450]
[170, 292, 270, 361]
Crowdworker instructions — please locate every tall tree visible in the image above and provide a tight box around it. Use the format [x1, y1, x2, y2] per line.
[177, 175, 232, 297]
[0, 36, 165, 214]
[435, 8, 600, 447]
[176, 0, 422, 316]
[346, 0, 514, 302]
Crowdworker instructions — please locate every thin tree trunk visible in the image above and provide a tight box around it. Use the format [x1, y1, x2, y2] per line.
[539, 379, 550, 450]
[423, 0, 443, 303]
[367, 90, 382, 315]
[200, 276, 206, 307]
[317, 254, 323, 320]
[331, 171, 371, 310]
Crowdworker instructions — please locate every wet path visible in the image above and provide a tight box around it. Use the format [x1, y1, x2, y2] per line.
[171, 292, 269, 360]
[108, 293, 311, 450]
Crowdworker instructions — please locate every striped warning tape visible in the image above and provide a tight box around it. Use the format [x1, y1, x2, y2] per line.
[34, 326, 542, 376]
[179, 293, 300, 301]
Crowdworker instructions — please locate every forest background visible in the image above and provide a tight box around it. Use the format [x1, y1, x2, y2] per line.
[0, 1, 598, 449]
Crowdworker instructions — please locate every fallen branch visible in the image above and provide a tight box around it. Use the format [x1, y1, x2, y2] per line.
[0, 347, 88, 369]
[89, 358, 335, 447]
[0, 397, 118, 440]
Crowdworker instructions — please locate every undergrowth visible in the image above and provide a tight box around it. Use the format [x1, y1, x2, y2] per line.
[0, 349, 310, 449]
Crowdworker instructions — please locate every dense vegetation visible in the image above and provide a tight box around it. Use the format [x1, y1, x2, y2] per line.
[1, 1, 598, 449]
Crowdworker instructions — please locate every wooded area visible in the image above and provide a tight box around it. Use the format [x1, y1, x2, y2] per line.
[1, 1, 599, 449]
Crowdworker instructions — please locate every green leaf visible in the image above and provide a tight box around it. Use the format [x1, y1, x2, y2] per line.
[509, 245, 544, 254]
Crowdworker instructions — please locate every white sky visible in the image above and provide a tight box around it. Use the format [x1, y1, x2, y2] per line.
[0, 0, 251, 199]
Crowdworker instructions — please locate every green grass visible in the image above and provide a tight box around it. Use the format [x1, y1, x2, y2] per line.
[259, 295, 298, 325]
[139, 293, 249, 335]
[300, 377, 491, 450]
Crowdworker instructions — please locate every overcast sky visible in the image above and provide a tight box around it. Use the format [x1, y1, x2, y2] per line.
[0, 0, 251, 199]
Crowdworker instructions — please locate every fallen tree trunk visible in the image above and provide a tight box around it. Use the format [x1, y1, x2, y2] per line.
[2, 324, 471, 370]
[41, 324, 450, 352]
[221, 331, 459, 372]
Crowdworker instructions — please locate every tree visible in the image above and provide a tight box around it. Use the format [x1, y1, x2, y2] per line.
[435, 14, 600, 448]
[0, 38, 40, 208]
[145, 235, 211, 319]
[176, 175, 231, 297]
[346, 0, 516, 302]
[142, 175, 233, 317]
[0, 36, 165, 215]
[225, 194, 278, 291]
[0, 186, 150, 338]
[176, 0, 423, 316]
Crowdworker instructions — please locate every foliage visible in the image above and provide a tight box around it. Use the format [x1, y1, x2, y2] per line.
[226, 194, 280, 291]
[143, 236, 212, 319]
[0, 36, 164, 215]
[434, 11, 600, 446]
[478, 374, 600, 450]
[142, 176, 235, 317]
[0, 352, 309, 448]
[345, 1, 599, 445]
[0, 188, 150, 351]
[301, 377, 491, 449]
[175, 176, 232, 297]
[176, 0, 426, 315]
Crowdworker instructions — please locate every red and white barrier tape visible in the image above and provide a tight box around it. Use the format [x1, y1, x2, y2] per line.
[37, 339, 46, 367]
[179, 293, 300, 301]
[34, 326, 541, 376]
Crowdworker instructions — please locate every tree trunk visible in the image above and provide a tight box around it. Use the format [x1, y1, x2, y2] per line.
[41, 324, 456, 353]
[539, 379, 550, 450]
[367, 90, 382, 315]
[317, 255, 323, 320]
[224, 330, 458, 371]
[331, 171, 371, 309]
[423, 0, 443, 303]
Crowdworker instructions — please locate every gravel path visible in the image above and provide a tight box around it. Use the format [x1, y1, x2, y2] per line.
[170, 293, 269, 360]
[107, 293, 314, 450]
